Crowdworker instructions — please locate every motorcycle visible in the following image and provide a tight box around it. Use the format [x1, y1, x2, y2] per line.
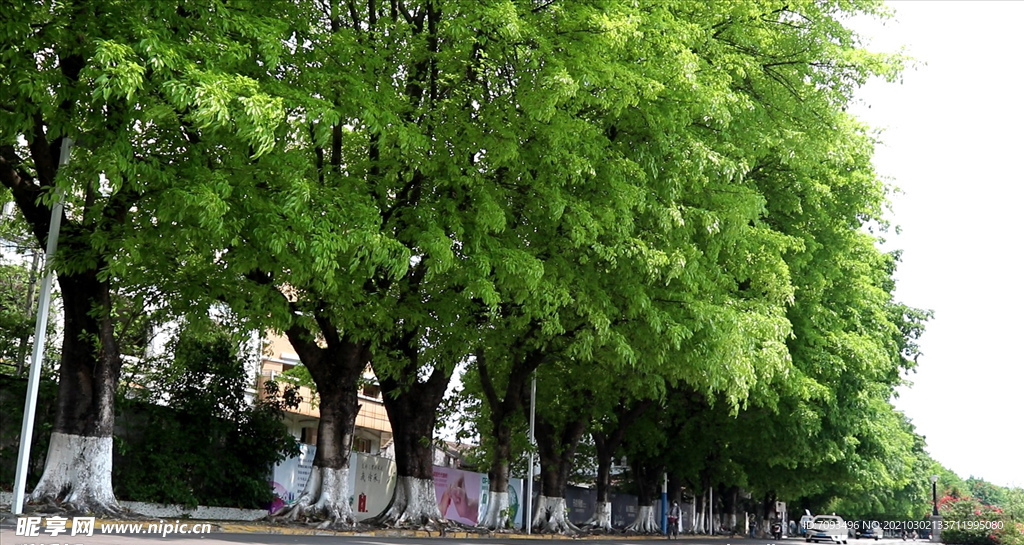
[772, 522, 784, 541]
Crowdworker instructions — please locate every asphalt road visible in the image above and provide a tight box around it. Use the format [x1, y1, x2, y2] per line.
[0, 528, 922, 545]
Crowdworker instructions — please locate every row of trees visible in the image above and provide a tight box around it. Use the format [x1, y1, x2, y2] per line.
[1, 0, 942, 533]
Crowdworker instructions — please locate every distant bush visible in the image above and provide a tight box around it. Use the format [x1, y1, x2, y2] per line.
[0, 373, 56, 492]
[114, 327, 300, 509]
[3, 321, 301, 510]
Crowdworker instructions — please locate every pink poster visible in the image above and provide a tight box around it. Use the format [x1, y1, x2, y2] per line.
[433, 466, 483, 525]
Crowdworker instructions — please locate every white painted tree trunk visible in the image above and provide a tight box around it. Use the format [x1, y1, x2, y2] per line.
[276, 466, 355, 528]
[478, 491, 511, 530]
[583, 501, 613, 530]
[30, 433, 120, 515]
[532, 494, 549, 531]
[626, 504, 660, 533]
[532, 495, 579, 535]
[728, 512, 737, 533]
[703, 494, 710, 534]
[376, 475, 444, 529]
[694, 510, 705, 534]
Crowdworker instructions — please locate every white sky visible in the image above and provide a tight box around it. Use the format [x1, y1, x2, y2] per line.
[850, 1, 1024, 489]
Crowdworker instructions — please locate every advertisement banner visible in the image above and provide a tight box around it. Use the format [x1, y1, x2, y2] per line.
[269, 443, 316, 514]
[433, 466, 485, 525]
[509, 478, 524, 529]
[350, 452, 397, 521]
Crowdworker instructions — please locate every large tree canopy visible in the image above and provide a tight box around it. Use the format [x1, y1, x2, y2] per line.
[1, 0, 294, 513]
[3, 0, 938, 528]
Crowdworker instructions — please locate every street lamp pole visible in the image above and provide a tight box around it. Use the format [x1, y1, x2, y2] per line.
[931, 475, 939, 516]
[12, 137, 72, 515]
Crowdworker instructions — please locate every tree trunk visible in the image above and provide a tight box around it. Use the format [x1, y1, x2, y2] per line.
[474, 346, 542, 530]
[587, 399, 652, 530]
[375, 361, 450, 529]
[531, 413, 587, 535]
[586, 432, 614, 530]
[629, 505, 660, 534]
[275, 325, 365, 529]
[626, 459, 662, 534]
[760, 491, 777, 538]
[4, 105, 124, 515]
[724, 485, 740, 534]
[479, 422, 514, 529]
[668, 473, 682, 504]
[29, 271, 121, 515]
[693, 493, 703, 534]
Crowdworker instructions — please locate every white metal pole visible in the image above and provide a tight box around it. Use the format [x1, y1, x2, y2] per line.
[709, 486, 714, 535]
[661, 472, 668, 534]
[13, 137, 72, 515]
[525, 371, 536, 533]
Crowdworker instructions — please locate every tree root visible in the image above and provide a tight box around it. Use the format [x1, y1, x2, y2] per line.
[626, 505, 660, 534]
[583, 501, 614, 531]
[371, 476, 446, 530]
[29, 433, 122, 517]
[533, 496, 581, 535]
[272, 466, 355, 529]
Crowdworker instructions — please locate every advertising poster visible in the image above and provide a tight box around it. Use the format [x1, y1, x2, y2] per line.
[349, 452, 397, 521]
[269, 443, 316, 514]
[433, 466, 485, 525]
[508, 478, 524, 529]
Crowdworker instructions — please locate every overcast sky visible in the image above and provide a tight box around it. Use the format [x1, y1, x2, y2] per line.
[850, 1, 1024, 489]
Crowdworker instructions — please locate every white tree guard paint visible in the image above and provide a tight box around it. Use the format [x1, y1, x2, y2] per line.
[276, 466, 355, 528]
[30, 432, 120, 515]
[478, 491, 511, 529]
[532, 495, 549, 531]
[376, 476, 443, 528]
[583, 501, 613, 530]
[532, 496, 579, 535]
[626, 505, 660, 533]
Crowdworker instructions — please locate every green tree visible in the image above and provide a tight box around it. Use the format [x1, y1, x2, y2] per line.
[1, 0, 290, 512]
[968, 478, 1008, 508]
[455, 0, 909, 534]
[0, 258, 42, 372]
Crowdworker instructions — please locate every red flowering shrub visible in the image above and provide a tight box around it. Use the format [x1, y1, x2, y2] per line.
[939, 496, 1020, 545]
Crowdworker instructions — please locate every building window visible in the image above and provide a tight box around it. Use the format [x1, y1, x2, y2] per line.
[353, 436, 372, 453]
[361, 383, 381, 400]
[300, 426, 318, 446]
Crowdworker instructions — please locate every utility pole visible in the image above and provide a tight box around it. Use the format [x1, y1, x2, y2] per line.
[661, 472, 668, 534]
[524, 372, 536, 533]
[13, 137, 72, 515]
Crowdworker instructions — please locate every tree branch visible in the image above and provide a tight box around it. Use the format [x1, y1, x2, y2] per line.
[475, 348, 501, 409]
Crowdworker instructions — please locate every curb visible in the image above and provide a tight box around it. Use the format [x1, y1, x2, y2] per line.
[211, 522, 744, 540]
